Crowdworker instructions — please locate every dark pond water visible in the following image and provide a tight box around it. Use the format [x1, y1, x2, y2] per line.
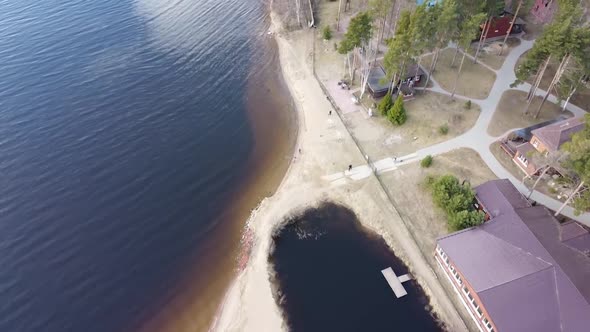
[269, 203, 444, 332]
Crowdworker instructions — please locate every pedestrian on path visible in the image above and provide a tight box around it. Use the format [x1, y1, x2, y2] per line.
[348, 164, 352, 172]
[329, 110, 332, 115]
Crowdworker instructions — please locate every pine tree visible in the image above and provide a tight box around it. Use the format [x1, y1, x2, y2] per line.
[514, 0, 590, 118]
[451, 12, 487, 99]
[338, 12, 373, 84]
[338, 12, 373, 54]
[387, 95, 407, 125]
[378, 93, 393, 116]
[369, 0, 394, 62]
[424, 0, 459, 89]
[409, 4, 436, 93]
[383, 10, 412, 92]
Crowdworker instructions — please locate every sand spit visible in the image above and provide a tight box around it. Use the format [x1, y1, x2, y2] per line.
[212, 9, 468, 332]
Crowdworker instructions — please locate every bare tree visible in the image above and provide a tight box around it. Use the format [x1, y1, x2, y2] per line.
[499, 0, 523, 56]
[473, 17, 492, 64]
[337, 0, 343, 31]
[555, 180, 585, 217]
[533, 53, 571, 118]
[526, 150, 566, 199]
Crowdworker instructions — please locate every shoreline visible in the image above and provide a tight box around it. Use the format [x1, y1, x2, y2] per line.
[213, 3, 468, 332]
[137, 7, 298, 331]
[210, 8, 311, 331]
[208, 11, 303, 331]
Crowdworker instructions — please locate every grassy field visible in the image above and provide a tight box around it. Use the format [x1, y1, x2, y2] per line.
[379, 148, 497, 263]
[422, 48, 497, 99]
[467, 37, 521, 70]
[488, 90, 573, 137]
[343, 92, 480, 159]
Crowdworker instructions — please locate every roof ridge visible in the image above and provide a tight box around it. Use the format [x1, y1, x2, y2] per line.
[478, 263, 555, 294]
[473, 228, 554, 293]
[436, 226, 477, 241]
[503, 207, 590, 307]
[484, 214, 555, 266]
[553, 267, 565, 332]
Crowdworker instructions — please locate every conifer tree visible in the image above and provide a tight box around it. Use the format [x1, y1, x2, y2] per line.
[387, 94, 407, 125]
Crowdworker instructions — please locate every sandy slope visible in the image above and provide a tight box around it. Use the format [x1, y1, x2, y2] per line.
[211, 10, 468, 332]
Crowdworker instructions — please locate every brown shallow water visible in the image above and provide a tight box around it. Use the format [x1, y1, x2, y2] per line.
[139, 17, 297, 332]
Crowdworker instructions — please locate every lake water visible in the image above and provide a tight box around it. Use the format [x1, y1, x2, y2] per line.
[0, 0, 295, 331]
[269, 203, 443, 332]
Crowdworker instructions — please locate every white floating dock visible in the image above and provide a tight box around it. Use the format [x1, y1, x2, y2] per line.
[397, 273, 410, 283]
[381, 267, 410, 298]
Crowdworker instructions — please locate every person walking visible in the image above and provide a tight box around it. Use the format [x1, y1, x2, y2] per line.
[348, 164, 352, 172]
[329, 110, 332, 115]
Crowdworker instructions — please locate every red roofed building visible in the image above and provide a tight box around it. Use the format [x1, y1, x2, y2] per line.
[478, 14, 524, 40]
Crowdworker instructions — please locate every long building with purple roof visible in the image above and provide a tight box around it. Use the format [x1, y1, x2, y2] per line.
[435, 179, 590, 332]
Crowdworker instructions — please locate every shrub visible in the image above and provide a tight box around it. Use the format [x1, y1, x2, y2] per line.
[322, 26, 333, 40]
[464, 100, 472, 110]
[377, 93, 393, 116]
[388, 95, 407, 125]
[421, 155, 433, 168]
[439, 124, 449, 135]
[449, 210, 486, 231]
[429, 175, 484, 231]
[431, 175, 474, 215]
[548, 187, 558, 194]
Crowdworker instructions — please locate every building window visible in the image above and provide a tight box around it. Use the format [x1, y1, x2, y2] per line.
[517, 154, 528, 166]
[452, 269, 462, 284]
[476, 307, 483, 317]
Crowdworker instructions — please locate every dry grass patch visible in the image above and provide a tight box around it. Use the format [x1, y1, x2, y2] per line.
[468, 37, 521, 70]
[422, 48, 496, 99]
[378, 148, 494, 332]
[343, 92, 480, 159]
[379, 148, 496, 263]
[488, 90, 573, 137]
[515, 52, 590, 111]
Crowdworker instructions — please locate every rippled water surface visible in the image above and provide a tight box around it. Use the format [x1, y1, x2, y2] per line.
[0, 0, 289, 331]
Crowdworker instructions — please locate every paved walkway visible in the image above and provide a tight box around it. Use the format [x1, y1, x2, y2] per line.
[325, 38, 590, 226]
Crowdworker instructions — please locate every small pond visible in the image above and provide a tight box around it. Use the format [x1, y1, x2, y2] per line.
[269, 202, 444, 332]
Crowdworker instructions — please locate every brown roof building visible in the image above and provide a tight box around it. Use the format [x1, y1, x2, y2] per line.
[513, 117, 584, 176]
[435, 179, 590, 332]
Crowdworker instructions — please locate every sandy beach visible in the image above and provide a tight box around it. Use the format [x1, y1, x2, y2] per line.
[212, 6, 468, 332]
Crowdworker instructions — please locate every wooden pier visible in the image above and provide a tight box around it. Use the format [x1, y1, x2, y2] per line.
[381, 267, 411, 298]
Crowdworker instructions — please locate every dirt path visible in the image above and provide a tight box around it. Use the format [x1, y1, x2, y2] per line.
[212, 12, 469, 332]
